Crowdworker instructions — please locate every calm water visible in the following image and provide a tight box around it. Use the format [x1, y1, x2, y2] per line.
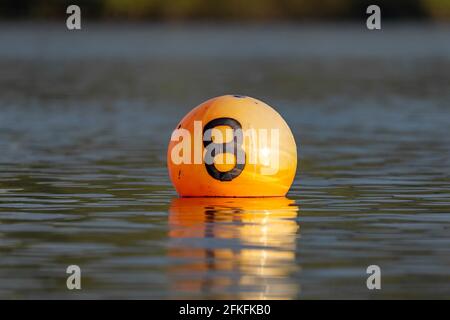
[1, 23, 450, 299]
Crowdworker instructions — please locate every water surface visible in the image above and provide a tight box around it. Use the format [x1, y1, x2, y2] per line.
[0, 23, 450, 299]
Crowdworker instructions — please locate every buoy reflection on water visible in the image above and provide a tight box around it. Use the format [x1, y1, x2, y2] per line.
[168, 197, 300, 299]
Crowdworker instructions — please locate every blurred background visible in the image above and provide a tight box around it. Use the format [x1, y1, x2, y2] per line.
[1, 1, 450, 299]
[1, 0, 450, 21]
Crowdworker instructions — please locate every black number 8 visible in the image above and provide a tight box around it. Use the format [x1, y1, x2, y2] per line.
[203, 117, 246, 181]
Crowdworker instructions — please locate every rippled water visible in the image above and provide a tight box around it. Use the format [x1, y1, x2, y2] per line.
[0, 23, 450, 299]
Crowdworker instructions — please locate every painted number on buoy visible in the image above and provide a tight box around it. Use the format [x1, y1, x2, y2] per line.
[203, 117, 246, 181]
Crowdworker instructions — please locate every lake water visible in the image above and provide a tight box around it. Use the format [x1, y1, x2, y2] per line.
[0, 23, 449, 299]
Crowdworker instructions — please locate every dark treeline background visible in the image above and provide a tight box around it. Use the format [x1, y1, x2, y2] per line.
[0, 0, 449, 21]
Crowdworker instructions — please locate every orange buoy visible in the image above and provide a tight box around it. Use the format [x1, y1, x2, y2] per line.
[167, 95, 297, 197]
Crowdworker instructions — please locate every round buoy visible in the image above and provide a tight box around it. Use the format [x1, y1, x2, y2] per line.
[167, 95, 297, 197]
